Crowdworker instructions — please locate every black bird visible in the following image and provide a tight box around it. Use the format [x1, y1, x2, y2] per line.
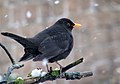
[1, 18, 81, 71]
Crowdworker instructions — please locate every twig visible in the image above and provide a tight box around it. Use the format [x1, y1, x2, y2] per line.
[0, 43, 15, 65]
[3, 64, 24, 81]
[0, 43, 24, 83]
[62, 58, 83, 72]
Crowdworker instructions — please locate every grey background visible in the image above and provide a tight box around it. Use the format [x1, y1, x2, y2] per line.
[0, 0, 120, 84]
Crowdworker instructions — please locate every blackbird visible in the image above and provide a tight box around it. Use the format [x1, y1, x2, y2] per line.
[1, 18, 81, 71]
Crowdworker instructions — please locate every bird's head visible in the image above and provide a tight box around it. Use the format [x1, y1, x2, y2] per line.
[55, 18, 81, 31]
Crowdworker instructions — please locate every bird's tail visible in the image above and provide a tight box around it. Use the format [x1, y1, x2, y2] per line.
[19, 52, 33, 62]
[1, 32, 33, 47]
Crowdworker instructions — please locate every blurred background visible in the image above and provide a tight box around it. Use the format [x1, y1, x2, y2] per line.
[0, 0, 120, 84]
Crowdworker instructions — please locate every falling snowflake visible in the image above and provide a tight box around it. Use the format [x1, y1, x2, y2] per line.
[4, 14, 8, 18]
[45, 27, 48, 29]
[93, 37, 97, 40]
[26, 11, 32, 18]
[94, 3, 99, 7]
[54, 0, 60, 4]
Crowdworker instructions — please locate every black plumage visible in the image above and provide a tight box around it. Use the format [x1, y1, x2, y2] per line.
[1, 18, 81, 64]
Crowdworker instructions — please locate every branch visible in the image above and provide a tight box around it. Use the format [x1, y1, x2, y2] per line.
[25, 58, 84, 83]
[0, 43, 24, 83]
[23, 71, 93, 84]
[8, 58, 93, 84]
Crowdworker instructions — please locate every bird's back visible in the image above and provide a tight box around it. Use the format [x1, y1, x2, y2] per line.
[31, 24, 73, 62]
[32, 24, 67, 45]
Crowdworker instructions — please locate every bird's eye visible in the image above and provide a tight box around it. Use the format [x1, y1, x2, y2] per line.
[67, 23, 71, 26]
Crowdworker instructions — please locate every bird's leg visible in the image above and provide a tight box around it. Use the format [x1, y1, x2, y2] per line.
[46, 64, 53, 73]
[46, 64, 50, 72]
[56, 61, 63, 75]
[56, 61, 63, 69]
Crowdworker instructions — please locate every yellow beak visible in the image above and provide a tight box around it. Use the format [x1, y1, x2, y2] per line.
[74, 23, 82, 28]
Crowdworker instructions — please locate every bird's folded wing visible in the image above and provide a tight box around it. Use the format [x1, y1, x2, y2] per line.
[35, 33, 71, 60]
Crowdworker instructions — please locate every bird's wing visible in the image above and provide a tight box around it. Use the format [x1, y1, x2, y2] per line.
[33, 33, 72, 61]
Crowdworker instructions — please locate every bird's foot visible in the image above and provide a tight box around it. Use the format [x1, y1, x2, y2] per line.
[46, 64, 54, 73]
[55, 61, 64, 77]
